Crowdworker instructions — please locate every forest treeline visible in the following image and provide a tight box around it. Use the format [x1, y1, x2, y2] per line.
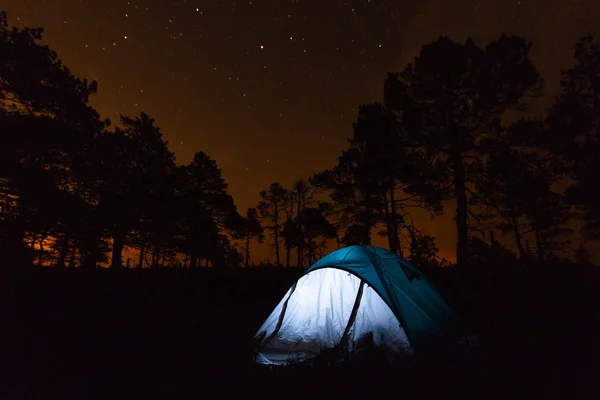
[0, 11, 599, 269]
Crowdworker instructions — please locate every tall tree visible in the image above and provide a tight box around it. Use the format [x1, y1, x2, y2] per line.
[384, 35, 541, 267]
[97, 112, 175, 268]
[351, 102, 446, 254]
[292, 178, 312, 267]
[0, 11, 105, 267]
[183, 152, 240, 231]
[241, 207, 264, 268]
[547, 34, 600, 241]
[298, 205, 337, 265]
[257, 183, 287, 267]
[313, 103, 444, 254]
[471, 140, 535, 260]
[311, 149, 383, 247]
[175, 152, 240, 268]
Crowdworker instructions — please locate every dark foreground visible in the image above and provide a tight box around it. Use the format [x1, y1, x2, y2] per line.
[2, 265, 600, 399]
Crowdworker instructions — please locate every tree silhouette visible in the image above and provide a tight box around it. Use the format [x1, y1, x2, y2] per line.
[257, 183, 287, 267]
[548, 34, 600, 241]
[313, 103, 444, 255]
[384, 35, 542, 267]
[281, 217, 298, 267]
[468, 236, 518, 268]
[297, 205, 337, 265]
[311, 149, 383, 247]
[1, 10, 589, 270]
[470, 128, 537, 261]
[400, 217, 441, 266]
[175, 152, 240, 268]
[575, 242, 594, 267]
[183, 152, 240, 231]
[291, 178, 313, 267]
[95, 113, 175, 268]
[241, 207, 264, 268]
[353, 102, 447, 254]
[0, 12, 106, 267]
[0, 11, 99, 122]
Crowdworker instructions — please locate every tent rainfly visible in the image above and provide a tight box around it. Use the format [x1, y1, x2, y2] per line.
[253, 245, 464, 365]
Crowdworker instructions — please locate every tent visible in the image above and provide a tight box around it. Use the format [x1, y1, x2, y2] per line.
[253, 245, 464, 365]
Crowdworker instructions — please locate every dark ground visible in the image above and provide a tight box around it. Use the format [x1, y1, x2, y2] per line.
[2, 265, 599, 399]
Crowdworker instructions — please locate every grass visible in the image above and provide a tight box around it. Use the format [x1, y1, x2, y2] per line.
[2, 264, 599, 399]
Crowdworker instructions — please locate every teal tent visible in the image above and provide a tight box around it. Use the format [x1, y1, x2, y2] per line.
[254, 245, 463, 365]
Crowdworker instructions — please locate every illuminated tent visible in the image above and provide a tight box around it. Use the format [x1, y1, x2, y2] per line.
[253, 245, 463, 365]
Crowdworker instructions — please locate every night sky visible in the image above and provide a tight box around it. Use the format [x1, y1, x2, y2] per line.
[4, 0, 600, 262]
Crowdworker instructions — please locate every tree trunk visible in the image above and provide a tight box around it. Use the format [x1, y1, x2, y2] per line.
[452, 149, 469, 268]
[56, 234, 70, 268]
[359, 210, 372, 245]
[37, 236, 45, 267]
[509, 218, 525, 260]
[388, 187, 400, 254]
[151, 247, 158, 268]
[68, 245, 77, 268]
[536, 230, 545, 265]
[307, 229, 314, 265]
[245, 234, 251, 268]
[80, 246, 96, 269]
[285, 243, 291, 267]
[273, 211, 281, 267]
[138, 243, 146, 268]
[0, 212, 30, 268]
[189, 251, 198, 269]
[383, 193, 394, 251]
[408, 227, 417, 260]
[110, 230, 126, 269]
[296, 198, 303, 269]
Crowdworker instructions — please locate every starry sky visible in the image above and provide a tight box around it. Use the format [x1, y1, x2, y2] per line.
[4, 0, 600, 263]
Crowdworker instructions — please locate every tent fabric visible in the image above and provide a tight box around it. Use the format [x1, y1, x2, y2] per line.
[254, 267, 413, 365]
[254, 245, 463, 365]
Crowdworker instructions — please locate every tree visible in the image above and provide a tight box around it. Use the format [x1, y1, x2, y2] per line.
[400, 217, 441, 266]
[548, 34, 600, 241]
[175, 152, 241, 268]
[96, 112, 175, 268]
[291, 178, 313, 267]
[183, 152, 240, 231]
[241, 207, 264, 268]
[298, 205, 337, 265]
[469, 236, 518, 268]
[352, 102, 447, 254]
[575, 242, 594, 267]
[471, 138, 536, 260]
[312, 150, 379, 246]
[384, 35, 542, 267]
[470, 116, 574, 264]
[313, 102, 445, 255]
[257, 183, 287, 267]
[0, 11, 105, 267]
[281, 216, 298, 267]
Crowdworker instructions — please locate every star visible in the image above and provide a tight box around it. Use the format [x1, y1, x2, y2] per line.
[8, 0, 595, 266]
